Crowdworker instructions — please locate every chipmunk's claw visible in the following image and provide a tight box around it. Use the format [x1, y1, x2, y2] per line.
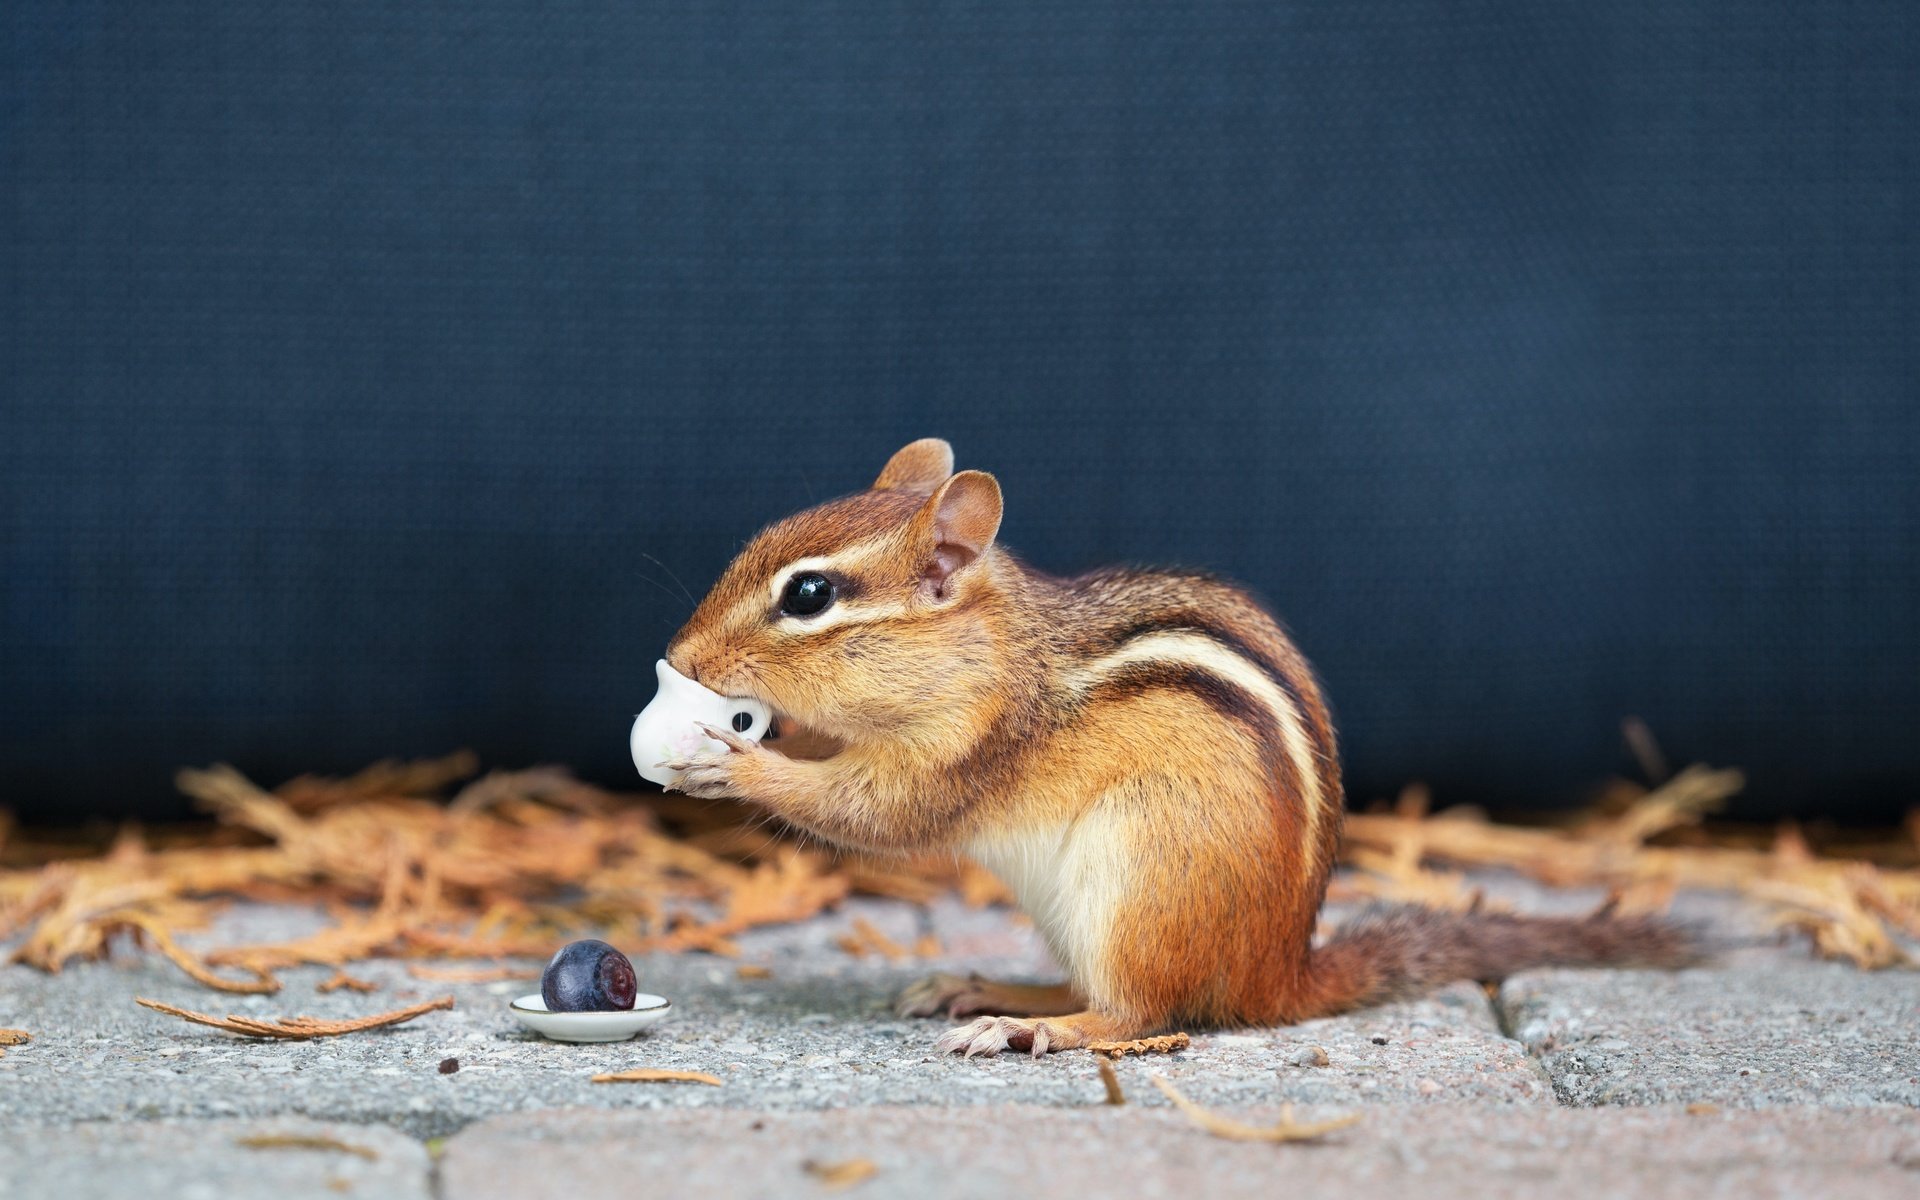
[654, 725, 761, 798]
[939, 1018, 1005, 1057]
[896, 972, 982, 1019]
[935, 1015, 1057, 1058]
[657, 749, 742, 799]
[695, 722, 754, 753]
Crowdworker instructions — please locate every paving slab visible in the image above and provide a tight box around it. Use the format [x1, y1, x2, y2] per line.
[1497, 950, 1920, 1108]
[0, 1118, 429, 1200]
[0, 897, 1546, 1135]
[437, 1102, 1920, 1200]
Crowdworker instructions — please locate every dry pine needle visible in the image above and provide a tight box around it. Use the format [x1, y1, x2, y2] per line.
[235, 1134, 379, 1160]
[591, 1068, 724, 1086]
[803, 1159, 879, 1189]
[1150, 1076, 1360, 1143]
[135, 994, 453, 1040]
[1090, 1033, 1190, 1058]
[316, 970, 380, 994]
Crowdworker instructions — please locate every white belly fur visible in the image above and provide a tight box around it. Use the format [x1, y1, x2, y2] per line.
[965, 808, 1131, 1007]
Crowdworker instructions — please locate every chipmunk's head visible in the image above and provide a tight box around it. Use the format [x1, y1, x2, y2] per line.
[666, 438, 1005, 744]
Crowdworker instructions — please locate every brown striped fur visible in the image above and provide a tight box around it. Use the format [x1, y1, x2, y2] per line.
[659, 439, 1698, 1057]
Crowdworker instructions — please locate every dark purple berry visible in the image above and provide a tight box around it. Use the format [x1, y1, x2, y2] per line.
[540, 939, 638, 1012]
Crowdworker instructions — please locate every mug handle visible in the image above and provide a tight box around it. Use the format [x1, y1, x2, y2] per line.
[721, 702, 772, 743]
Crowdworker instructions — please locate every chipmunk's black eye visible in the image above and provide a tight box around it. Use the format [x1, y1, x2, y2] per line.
[779, 571, 835, 617]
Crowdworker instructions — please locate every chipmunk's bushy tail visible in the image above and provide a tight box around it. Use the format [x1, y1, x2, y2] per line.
[1300, 904, 1702, 1018]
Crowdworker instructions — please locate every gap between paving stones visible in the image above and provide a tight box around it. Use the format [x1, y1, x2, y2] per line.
[1484, 985, 1567, 1107]
[1495, 953, 1920, 1109]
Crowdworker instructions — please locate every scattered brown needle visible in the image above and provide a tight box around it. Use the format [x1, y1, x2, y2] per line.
[119, 912, 282, 995]
[236, 1134, 379, 1160]
[803, 1158, 879, 1189]
[135, 995, 453, 1040]
[591, 1068, 723, 1086]
[1089, 1033, 1189, 1058]
[316, 970, 380, 994]
[1150, 1076, 1360, 1143]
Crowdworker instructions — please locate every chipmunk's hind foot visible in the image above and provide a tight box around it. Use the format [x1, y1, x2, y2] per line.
[934, 1010, 1143, 1058]
[896, 973, 1082, 1020]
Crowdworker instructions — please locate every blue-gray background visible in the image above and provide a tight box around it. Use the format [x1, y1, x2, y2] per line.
[4, 2, 1916, 823]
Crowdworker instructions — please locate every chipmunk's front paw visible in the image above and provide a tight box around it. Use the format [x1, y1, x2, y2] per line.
[934, 1015, 1062, 1059]
[896, 972, 978, 1018]
[658, 724, 764, 799]
[656, 750, 741, 799]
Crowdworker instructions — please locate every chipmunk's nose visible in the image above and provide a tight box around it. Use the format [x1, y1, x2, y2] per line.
[665, 637, 719, 691]
[665, 646, 701, 687]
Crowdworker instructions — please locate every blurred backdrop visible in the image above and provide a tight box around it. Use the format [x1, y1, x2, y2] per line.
[4, 2, 1916, 824]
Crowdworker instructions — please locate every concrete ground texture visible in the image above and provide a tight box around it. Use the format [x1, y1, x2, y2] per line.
[2, 875, 1916, 1199]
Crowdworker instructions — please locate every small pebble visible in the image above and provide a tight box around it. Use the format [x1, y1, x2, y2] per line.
[438, 1057, 460, 1074]
[1289, 1045, 1331, 1068]
[1416, 1078, 1442, 1095]
[1370, 1036, 1390, 1046]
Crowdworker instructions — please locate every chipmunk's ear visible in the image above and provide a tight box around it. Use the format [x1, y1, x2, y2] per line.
[873, 437, 954, 494]
[908, 470, 1002, 599]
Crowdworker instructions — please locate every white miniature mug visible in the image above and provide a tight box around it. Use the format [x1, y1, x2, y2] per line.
[629, 659, 773, 787]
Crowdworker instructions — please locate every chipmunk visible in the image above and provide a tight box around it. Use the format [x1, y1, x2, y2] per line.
[659, 438, 1695, 1056]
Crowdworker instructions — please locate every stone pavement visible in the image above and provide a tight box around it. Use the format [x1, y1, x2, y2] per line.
[2, 875, 1915, 1198]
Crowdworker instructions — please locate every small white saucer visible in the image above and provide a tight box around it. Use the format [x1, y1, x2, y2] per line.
[509, 993, 673, 1043]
